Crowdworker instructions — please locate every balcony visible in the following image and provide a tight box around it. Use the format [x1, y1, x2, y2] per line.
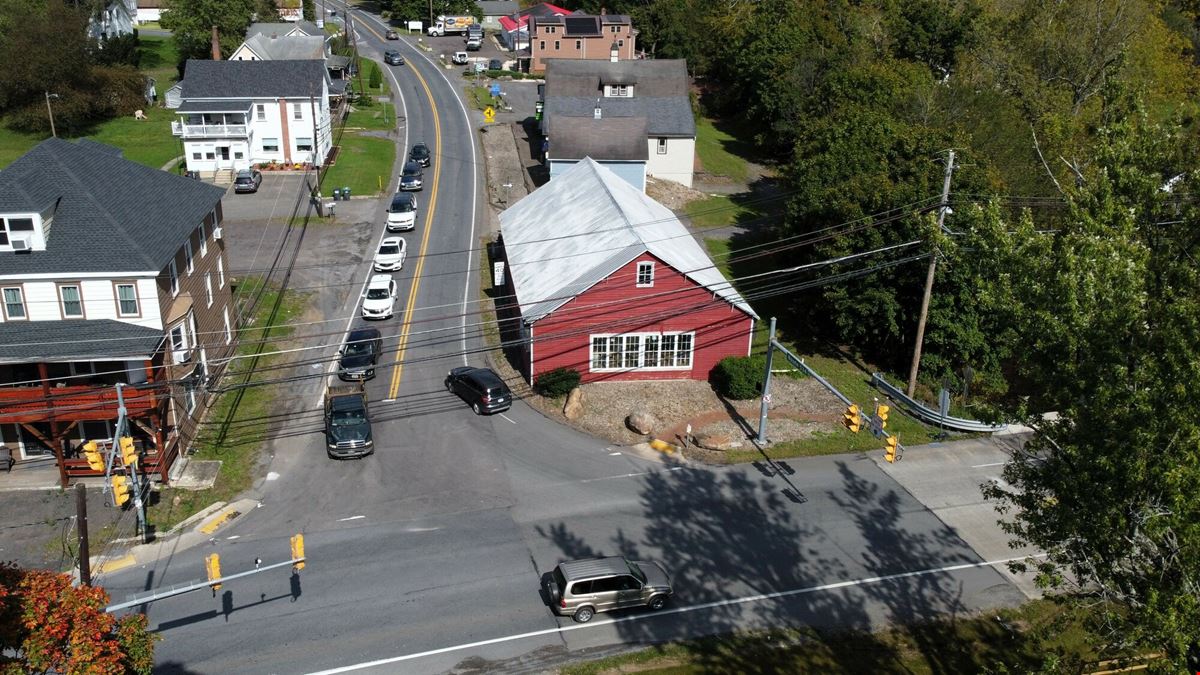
[172, 121, 249, 138]
[0, 383, 160, 425]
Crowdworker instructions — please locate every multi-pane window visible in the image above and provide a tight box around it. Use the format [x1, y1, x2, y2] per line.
[296, 137, 313, 152]
[2, 287, 26, 319]
[539, 40, 545, 50]
[293, 103, 303, 120]
[169, 259, 179, 296]
[198, 222, 207, 257]
[657, 138, 668, 154]
[636, 261, 654, 287]
[59, 285, 83, 318]
[184, 240, 194, 273]
[115, 283, 139, 316]
[263, 138, 280, 152]
[590, 333, 694, 371]
[0, 216, 34, 247]
[256, 104, 265, 121]
[575, 40, 581, 49]
[554, 40, 560, 50]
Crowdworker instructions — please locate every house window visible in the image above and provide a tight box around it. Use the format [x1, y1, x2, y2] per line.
[256, 104, 265, 121]
[205, 151, 215, 159]
[263, 138, 279, 152]
[205, 273, 213, 308]
[575, 40, 581, 49]
[589, 332, 694, 371]
[234, 151, 244, 159]
[546, 25, 555, 33]
[636, 261, 654, 287]
[609, 85, 629, 97]
[58, 285, 83, 318]
[293, 103, 303, 120]
[224, 305, 232, 344]
[618, 39, 624, 47]
[554, 40, 560, 50]
[217, 257, 225, 288]
[0, 216, 35, 247]
[657, 138, 668, 154]
[115, 283, 139, 316]
[198, 222, 207, 257]
[296, 137, 313, 152]
[539, 40, 545, 50]
[169, 321, 188, 355]
[2, 287, 26, 319]
[184, 240, 194, 273]
[169, 259, 179, 296]
[192, 151, 201, 160]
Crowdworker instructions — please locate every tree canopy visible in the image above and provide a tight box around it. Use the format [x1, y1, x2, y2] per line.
[160, 0, 257, 62]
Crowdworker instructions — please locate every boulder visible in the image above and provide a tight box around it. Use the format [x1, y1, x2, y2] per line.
[563, 387, 585, 420]
[626, 411, 659, 435]
[694, 433, 744, 451]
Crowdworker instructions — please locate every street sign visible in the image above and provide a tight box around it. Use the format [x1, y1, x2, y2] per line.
[762, 394, 772, 404]
[483, 106, 495, 123]
[474, 62, 486, 73]
[490, 83, 501, 97]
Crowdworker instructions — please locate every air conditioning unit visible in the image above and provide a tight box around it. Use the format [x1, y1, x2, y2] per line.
[173, 349, 191, 364]
[10, 235, 31, 252]
[212, 227, 223, 240]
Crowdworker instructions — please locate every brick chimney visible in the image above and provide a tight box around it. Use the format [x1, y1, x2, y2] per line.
[211, 25, 221, 60]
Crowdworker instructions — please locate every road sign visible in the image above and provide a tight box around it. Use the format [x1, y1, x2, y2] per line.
[483, 106, 495, 123]
[474, 62, 486, 73]
[490, 83, 501, 97]
[762, 394, 772, 404]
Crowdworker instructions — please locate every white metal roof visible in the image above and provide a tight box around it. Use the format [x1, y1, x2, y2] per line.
[499, 158, 757, 324]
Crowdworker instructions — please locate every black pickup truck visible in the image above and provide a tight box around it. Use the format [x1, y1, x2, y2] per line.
[324, 384, 373, 459]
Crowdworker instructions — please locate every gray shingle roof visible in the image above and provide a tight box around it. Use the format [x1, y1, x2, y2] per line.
[549, 117, 648, 160]
[0, 138, 226, 275]
[177, 99, 253, 113]
[477, 0, 518, 15]
[542, 60, 694, 138]
[238, 33, 325, 60]
[0, 320, 163, 362]
[246, 21, 320, 38]
[179, 59, 329, 99]
[500, 158, 755, 323]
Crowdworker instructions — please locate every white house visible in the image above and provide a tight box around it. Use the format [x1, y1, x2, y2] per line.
[168, 59, 333, 176]
[246, 21, 322, 38]
[477, 0, 519, 30]
[135, 0, 162, 24]
[88, 0, 135, 40]
[541, 59, 696, 188]
[229, 33, 326, 62]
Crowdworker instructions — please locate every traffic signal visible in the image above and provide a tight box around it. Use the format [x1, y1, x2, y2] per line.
[205, 553, 222, 591]
[291, 534, 306, 571]
[83, 440, 105, 471]
[885, 435, 899, 463]
[111, 475, 130, 506]
[876, 404, 890, 430]
[843, 404, 862, 433]
[118, 436, 138, 467]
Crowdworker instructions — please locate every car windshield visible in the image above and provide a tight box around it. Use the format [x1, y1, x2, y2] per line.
[236, 175, 252, 182]
[366, 287, 389, 299]
[403, 165, 420, 176]
[331, 410, 365, 426]
[391, 200, 413, 213]
[344, 341, 371, 356]
[412, 146, 428, 157]
[379, 244, 400, 255]
[627, 560, 646, 583]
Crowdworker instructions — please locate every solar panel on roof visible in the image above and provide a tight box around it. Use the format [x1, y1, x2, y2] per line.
[564, 16, 599, 35]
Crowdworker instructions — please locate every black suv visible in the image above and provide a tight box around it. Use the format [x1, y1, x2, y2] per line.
[384, 50, 404, 66]
[409, 142, 431, 167]
[338, 328, 383, 380]
[398, 160, 423, 191]
[445, 367, 512, 414]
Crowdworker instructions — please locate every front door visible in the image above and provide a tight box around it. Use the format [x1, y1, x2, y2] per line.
[217, 145, 231, 169]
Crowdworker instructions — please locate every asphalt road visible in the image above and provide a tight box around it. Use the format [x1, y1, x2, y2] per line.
[98, 10, 1030, 674]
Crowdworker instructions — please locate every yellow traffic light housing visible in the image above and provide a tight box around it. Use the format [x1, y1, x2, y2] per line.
[111, 475, 130, 506]
[118, 436, 138, 467]
[843, 404, 862, 433]
[205, 553, 222, 591]
[885, 435, 899, 463]
[83, 440, 105, 471]
[876, 404, 890, 429]
[291, 534, 306, 571]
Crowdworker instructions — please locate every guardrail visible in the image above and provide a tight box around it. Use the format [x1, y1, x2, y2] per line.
[871, 373, 1005, 433]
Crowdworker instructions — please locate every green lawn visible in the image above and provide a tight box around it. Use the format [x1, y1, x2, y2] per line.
[685, 194, 768, 231]
[148, 279, 308, 532]
[562, 599, 1114, 675]
[321, 133, 395, 196]
[346, 99, 397, 132]
[695, 115, 749, 182]
[137, 34, 180, 98]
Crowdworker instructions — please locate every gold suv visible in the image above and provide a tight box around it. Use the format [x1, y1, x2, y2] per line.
[544, 556, 673, 623]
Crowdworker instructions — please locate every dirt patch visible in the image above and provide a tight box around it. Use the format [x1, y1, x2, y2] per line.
[645, 176, 709, 211]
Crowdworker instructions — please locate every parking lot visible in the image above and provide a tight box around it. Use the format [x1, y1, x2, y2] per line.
[413, 30, 522, 72]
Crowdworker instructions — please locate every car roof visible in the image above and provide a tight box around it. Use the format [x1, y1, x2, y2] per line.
[385, 49, 400, 55]
[403, 160, 421, 171]
[367, 274, 392, 287]
[390, 192, 415, 206]
[463, 367, 505, 389]
[347, 327, 381, 341]
[236, 169, 253, 176]
[380, 236, 404, 246]
[412, 142, 428, 150]
[558, 557, 630, 581]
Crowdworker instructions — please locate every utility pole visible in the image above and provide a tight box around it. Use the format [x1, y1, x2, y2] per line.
[755, 317, 777, 445]
[76, 483, 90, 586]
[115, 383, 149, 543]
[44, 92, 57, 138]
[906, 149, 955, 397]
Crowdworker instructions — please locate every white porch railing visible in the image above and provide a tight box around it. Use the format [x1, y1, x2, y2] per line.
[171, 121, 249, 138]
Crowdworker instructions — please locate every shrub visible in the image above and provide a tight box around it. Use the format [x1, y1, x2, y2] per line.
[710, 355, 767, 400]
[535, 367, 581, 398]
[368, 62, 381, 90]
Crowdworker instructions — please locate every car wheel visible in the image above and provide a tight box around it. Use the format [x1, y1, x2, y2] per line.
[573, 606, 595, 623]
[445, 380, 454, 393]
[648, 595, 667, 611]
[472, 402, 482, 415]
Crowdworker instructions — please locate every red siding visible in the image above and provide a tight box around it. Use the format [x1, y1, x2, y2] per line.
[530, 253, 754, 383]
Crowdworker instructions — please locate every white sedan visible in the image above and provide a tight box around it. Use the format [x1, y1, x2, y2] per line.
[361, 275, 397, 319]
[373, 236, 407, 272]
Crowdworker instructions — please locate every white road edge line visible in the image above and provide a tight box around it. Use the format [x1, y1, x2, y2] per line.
[337, 515, 366, 522]
[498, 413, 517, 424]
[971, 462, 1006, 468]
[305, 553, 1047, 674]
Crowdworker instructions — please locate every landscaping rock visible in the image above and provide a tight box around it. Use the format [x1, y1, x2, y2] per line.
[563, 387, 585, 420]
[626, 411, 659, 435]
[694, 432, 744, 451]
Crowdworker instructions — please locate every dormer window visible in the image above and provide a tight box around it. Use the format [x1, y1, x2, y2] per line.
[606, 85, 631, 97]
[1, 216, 37, 251]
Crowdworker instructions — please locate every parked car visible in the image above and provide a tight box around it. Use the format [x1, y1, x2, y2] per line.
[543, 556, 673, 623]
[398, 161, 423, 191]
[452, 51, 469, 65]
[444, 366, 512, 414]
[386, 192, 417, 232]
[385, 29, 399, 40]
[409, 142, 431, 167]
[233, 169, 262, 193]
[384, 50, 404, 66]
[488, 58, 503, 71]
[361, 275, 397, 319]
[465, 38, 482, 51]
[338, 328, 383, 381]
[373, 236, 407, 272]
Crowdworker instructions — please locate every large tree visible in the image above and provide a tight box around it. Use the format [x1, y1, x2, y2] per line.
[160, 0, 256, 62]
[0, 562, 157, 674]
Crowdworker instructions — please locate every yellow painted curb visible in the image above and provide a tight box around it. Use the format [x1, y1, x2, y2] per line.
[198, 507, 239, 535]
[94, 553, 136, 574]
[648, 439, 677, 455]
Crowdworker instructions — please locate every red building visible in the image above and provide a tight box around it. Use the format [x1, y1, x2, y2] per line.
[497, 158, 756, 384]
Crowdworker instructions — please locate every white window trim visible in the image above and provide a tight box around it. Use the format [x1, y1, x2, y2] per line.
[205, 273, 214, 308]
[115, 283, 140, 317]
[223, 305, 232, 344]
[169, 321, 189, 352]
[2, 286, 27, 320]
[657, 137, 668, 154]
[198, 222, 207, 257]
[217, 256, 225, 288]
[58, 284, 83, 318]
[589, 332, 695, 371]
[636, 261, 654, 287]
[184, 240, 194, 274]
[169, 259, 179, 296]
